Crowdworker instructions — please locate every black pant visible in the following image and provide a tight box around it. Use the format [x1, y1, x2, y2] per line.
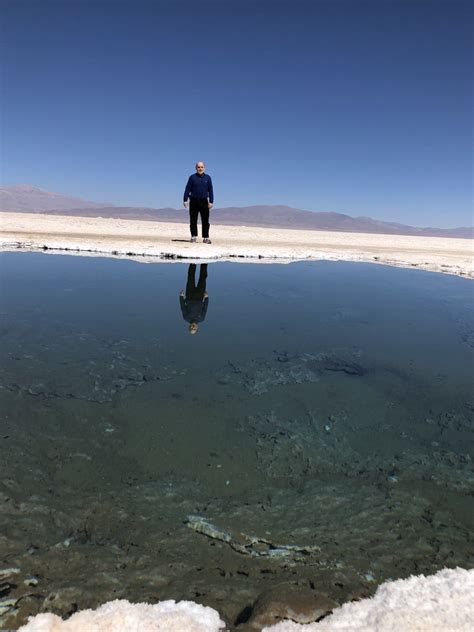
[186, 263, 208, 300]
[189, 197, 210, 238]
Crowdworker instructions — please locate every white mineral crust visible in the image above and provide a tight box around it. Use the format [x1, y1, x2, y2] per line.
[1, 211, 472, 277]
[17, 599, 226, 631]
[263, 567, 474, 631]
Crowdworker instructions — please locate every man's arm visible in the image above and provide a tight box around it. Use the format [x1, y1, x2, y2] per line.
[183, 176, 193, 207]
[208, 176, 214, 207]
[180, 295, 188, 320]
[201, 297, 209, 321]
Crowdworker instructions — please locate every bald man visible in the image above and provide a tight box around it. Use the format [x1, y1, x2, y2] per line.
[183, 161, 214, 243]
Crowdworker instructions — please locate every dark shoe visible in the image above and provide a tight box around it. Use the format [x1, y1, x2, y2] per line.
[203, 238, 212, 244]
[190, 237, 197, 243]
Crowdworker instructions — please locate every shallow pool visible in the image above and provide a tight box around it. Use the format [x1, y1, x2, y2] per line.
[0, 252, 472, 628]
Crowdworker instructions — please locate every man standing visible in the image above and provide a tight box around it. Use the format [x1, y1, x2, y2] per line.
[183, 161, 214, 244]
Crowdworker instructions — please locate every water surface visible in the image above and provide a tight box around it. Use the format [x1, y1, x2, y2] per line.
[0, 252, 472, 628]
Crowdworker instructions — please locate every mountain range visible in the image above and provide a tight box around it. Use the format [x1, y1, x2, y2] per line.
[0, 184, 113, 212]
[0, 184, 471, 239]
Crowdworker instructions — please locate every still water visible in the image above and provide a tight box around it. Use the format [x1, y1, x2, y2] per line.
[0, 252, 473, 628]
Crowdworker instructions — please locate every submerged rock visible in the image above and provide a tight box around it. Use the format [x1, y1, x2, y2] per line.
[185, 515, 320, 562]
[246, 584, 337, 629]
[0, 334, 180, 404]
[218, 349, 365, 395]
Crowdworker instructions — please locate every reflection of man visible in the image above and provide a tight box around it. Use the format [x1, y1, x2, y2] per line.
[183, 161, 214, 244]
[180, 264, 209, 335]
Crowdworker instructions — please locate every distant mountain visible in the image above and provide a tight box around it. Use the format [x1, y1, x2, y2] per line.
[1, 185, 471, 239]
[0, 184, 114, 212]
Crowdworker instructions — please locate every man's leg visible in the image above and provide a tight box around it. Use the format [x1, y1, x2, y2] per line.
[186, 263, 197, 297]
[196, 264, 208, 295]
[200, 201, 210, 239]
[189, 200, 199, 237]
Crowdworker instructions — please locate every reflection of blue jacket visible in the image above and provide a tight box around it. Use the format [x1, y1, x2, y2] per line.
[180, 296, 209, 323]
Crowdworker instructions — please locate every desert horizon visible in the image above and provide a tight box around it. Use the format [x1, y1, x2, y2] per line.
[1, 184, 471, 239]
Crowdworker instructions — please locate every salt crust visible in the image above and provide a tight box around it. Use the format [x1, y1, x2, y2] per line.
[1, 211, 472, 277]
[17, 599, 226, 631]
[18, 568, 474, 631]
[263, 568, 474, 632]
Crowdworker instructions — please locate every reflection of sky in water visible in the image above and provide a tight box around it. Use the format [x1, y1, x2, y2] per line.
[0, 252, 473, 628]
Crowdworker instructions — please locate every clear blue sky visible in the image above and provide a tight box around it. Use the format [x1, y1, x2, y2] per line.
[2, 0, 472, 227]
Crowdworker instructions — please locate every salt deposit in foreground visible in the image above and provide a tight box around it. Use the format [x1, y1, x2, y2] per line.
[1, 211, 472, 277]
[17, 599, 226, 631]
[16, 567, 474, 631]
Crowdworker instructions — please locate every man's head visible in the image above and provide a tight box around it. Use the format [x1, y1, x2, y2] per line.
[195, 161, 206, 174]
[189, 322, 199, 335]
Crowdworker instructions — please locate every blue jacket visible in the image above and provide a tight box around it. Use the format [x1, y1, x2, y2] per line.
[184, 173, 214, 203]
[180, 296, 209, 323]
